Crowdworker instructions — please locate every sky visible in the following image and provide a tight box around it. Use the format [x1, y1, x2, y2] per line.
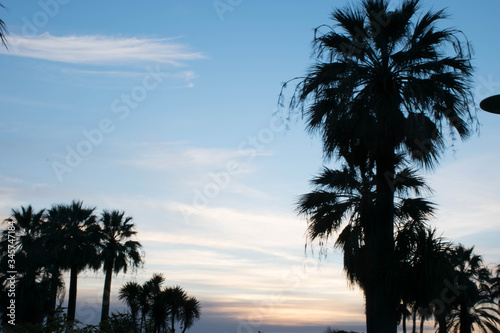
[0, 1, 499, 332]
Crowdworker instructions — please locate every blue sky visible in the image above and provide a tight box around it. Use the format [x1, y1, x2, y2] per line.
[1, 1, 499, 332]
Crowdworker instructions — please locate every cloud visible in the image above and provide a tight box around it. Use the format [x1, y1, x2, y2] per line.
[123, 143, 264, 171]
[1, 33, 205, 66]
[58, 67, 198, 81]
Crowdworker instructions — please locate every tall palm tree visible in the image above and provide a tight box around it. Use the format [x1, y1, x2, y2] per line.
[447, 246, 500, 333]
[99, 210, 143, 323]
[46, 200, 100, 326]
[284, 1, 475, 331]
[118, 281, 142, 333]
[180, 296, 201, 333]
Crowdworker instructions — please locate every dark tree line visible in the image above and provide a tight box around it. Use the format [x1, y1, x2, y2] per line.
[119, 273, 201, 333]
[0, 201, 201, 333]
[0, 201, 143, 327]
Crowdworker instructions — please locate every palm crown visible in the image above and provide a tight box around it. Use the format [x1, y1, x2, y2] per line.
[287, 0, 475, 167]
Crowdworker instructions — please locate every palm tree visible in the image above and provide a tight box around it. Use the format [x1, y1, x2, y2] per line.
[298, 159, 434, 331]
[46, 200, 101, 326]
[119, 275, 201, 333]
[284, 1, 475, 331]
[447, 246, 500, 333]
[99, 210, 143, 323]
[142, 273, 166, 332]
[180, 296, 201, 333]
[394, 227, 454, 333]
[164, 286, 188, 333]
[118, 281, 142, 332]
[0, 206, 48, 324]
[493, 265, 500, 308]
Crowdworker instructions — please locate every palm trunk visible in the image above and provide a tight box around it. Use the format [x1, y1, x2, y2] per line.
[412, 308, 417, 333]
[181, 322, 189, 333]
[402, 310, 407, 333]
[131, 308, 138, 333]
[435, 308, 448, 333]
[67, 266, 79, 327]
[419, 312, 425, 333]
[364, 183, 375, 333]
[46, 268, 60, 324]
[459, 303, 471, 333]
[100, 260, 114, 322]
[365, 288, 374, 333]
[371, 150, 397, 333]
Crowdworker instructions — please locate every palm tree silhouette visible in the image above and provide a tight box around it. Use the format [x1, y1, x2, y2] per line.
[447, 246, 500, 333]
[164, 286, 188, 333]
[98, 210, 143, 323]
[180, 296, 201, 333]
[46, 200, 100, 327]
[0, 206, 48, 324]
[143, 273, 166, 332]
[118, 281, 142, 332]
[284, 0, 475, 331]
[298, 159, 434, 331]
[395, 227, 454, 333]
[119, 274, 201, 333]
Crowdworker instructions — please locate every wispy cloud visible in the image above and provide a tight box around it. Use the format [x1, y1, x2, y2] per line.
[1, 33, 205, 66]
[59, 67, 198, 80]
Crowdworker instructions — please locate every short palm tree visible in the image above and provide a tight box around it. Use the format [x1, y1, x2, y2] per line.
[142, 273, 166, 332]
[284, 0, 476, 331]
[99, 210, 143, 323]
[447, 246, 500, 333]
[164, 286, 188, 333]
[180, 296, 201, 333]
[118, 281, 142, 332]
[119, 274, 201, 333]
[395, 227, 454, 333]
[493, 265, 500, 308]
[46, 200, 100, 326]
